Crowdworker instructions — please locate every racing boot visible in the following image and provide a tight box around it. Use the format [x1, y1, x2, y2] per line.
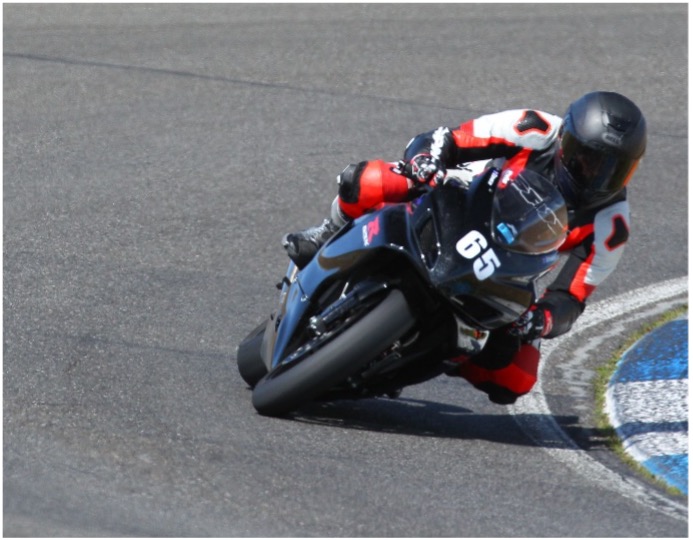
[283, 197, 349, 269]
[282, 217, 341, 269]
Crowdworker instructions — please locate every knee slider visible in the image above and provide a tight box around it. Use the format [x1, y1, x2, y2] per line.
[337, 162, 367, 204]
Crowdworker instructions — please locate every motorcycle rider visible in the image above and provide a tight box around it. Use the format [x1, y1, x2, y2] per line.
[283, 91, 647, 405]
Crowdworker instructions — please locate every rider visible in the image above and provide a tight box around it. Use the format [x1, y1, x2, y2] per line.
[283, 91, 647, 405]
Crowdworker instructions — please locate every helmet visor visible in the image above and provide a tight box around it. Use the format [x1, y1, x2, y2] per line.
[559, 131, 640, 196]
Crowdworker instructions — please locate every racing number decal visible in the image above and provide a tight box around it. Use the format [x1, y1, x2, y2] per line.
[456, 230, 501, 281]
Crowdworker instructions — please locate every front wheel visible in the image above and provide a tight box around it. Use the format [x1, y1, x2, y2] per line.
[236, 319, 269, 387]
[251, 289, 415, 417]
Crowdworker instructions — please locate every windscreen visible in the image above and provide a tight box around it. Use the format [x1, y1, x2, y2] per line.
[491, 170, 568, 254]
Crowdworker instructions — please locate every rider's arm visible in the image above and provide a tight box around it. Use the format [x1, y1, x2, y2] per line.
[403, 109, 562, 166]
[537, 199, 631, 338]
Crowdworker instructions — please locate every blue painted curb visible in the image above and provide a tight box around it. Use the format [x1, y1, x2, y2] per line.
[606, 317, 688, 495]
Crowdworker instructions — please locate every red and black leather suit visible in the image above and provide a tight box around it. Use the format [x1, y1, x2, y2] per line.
[333, 109, 631, 404]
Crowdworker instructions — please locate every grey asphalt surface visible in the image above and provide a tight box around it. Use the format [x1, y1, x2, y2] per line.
[3, 4, 688, 537]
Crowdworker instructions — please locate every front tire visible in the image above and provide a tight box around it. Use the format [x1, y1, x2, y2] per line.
[236, 319, 269, 387]
[251, 289, 415, 417]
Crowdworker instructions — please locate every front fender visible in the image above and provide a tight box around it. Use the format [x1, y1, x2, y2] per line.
[265, 274, 314, 370]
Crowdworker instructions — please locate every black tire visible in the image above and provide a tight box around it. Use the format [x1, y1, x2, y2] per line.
[252, 289, 415, 416]
[236, 319, 269, 387]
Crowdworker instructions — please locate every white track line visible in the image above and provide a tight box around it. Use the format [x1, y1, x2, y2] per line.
[509, 276, 688, 520]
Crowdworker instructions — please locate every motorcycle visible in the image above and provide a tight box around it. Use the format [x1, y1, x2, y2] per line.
[236, 164, 568, 417]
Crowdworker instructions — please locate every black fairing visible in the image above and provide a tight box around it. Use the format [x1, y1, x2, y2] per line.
[413, 172, 560, 329]
[248, 162, 570, 413]
[270, 169, 562, 371]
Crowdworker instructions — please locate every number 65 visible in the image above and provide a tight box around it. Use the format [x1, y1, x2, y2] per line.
[456, 230, 501, 281]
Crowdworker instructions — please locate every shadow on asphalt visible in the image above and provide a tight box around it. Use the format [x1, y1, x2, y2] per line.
[283, 397, 611, 450]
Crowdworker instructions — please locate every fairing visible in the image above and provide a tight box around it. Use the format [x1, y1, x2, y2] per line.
[268, 167, 566, 369]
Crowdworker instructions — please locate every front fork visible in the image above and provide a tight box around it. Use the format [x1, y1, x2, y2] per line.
[307, 280, 391, 337]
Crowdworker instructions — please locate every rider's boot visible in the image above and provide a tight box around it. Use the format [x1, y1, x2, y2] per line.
[283, 197, 349, 269]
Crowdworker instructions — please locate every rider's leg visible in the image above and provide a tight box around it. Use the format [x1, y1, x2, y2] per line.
[448, 331, 541, 404]
[282, 197, 348, 269]
[283, 160, 411, 268]
[336, 160, 412, 219]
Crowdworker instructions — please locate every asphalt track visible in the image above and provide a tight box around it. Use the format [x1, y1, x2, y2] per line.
[3, 4, 688, 537]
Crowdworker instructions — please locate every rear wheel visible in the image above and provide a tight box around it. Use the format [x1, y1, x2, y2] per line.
[236, 319, 269, 387]
[252, 289, 415, 417]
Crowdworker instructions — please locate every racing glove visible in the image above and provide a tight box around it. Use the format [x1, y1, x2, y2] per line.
[405, 154, 447, 185]
[508, 306, 553, 341]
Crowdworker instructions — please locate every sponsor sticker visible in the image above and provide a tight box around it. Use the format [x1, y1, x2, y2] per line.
[362, 216, 380, 246]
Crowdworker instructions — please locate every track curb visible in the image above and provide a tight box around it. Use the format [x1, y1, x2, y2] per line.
[605, 315, 688, 495]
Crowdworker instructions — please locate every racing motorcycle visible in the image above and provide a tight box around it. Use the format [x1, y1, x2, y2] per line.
[236, 164, 568, 417]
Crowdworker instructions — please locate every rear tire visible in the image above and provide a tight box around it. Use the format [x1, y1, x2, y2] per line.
[252, 289, 414, 417]
[236, 320, 269, 387]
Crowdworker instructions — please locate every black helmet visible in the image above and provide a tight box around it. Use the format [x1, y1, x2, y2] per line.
[555, 91, 647, 209]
